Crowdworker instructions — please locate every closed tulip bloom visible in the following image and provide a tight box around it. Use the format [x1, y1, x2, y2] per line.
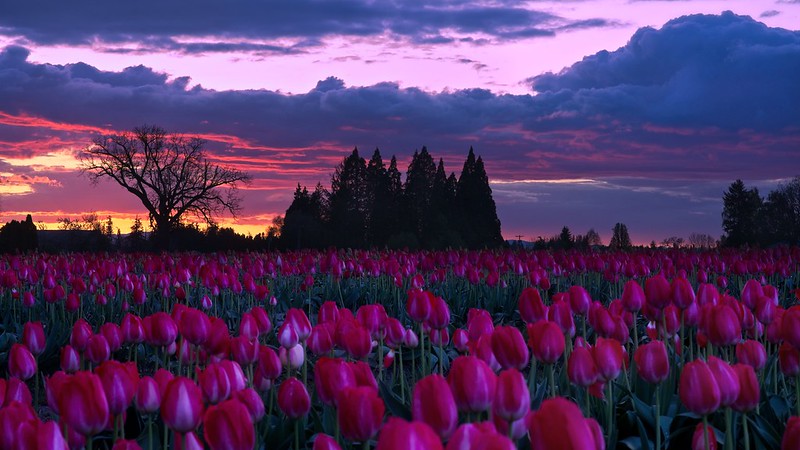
[70, 319, 93, 352]
[407, 289, 432, 322]
[5, 377, 32, 405]
[731, 363, 759, 413]
[634, 340, 670, 385]
[199, 363, 232, 405]
[357, 304, 388, 338]
[548, 298, 576, 337]
[144, 312, 178, 347]
[9, 343, 36, 380]
[568, 345, 599, 387]
[453, 329, 470, 353]
[278, 322, 300, 349]
[448, 356, 497, 413]
[493, 369, 530, 422]
[313, 434, 342, 450]
[783, 416, 800, 450]
[60, 344, 80, 373]
[0, 401, 36, 450]
[173, 431, 204, 450]
[528, 397, 603, 450]
[238, 312, 260, 341]
[258, 345, 283, 380]
[569, 285, 592, 316]
[57, 372, 110, 436]
[740, 279, 763, 310]
[318, 301, 341, 324]
[96, 360, 139, 416]
[412, 374, 458, 440]
[121, 314, 145, 344]
[492, 414, 528, 442]
[278, 377, 311, 419]
[100, 323, 123, 352]
[86, 334, 111, 365]
[645, 274, 672, 310]
[350, 360, 378, 390]
[707, 304, 742, 347]
[234, 388, 266, 422]
[314, 357, 356, 407]
[622, 280, 645, 312]
[342, 324, 372, 360]
[755, 295, 776, 325]
[154, 368, 175, 397]
[250, 306, 272, 335]
[593, 337, 624, 381]
[376, 418, 443, 450]
[491, 326, 530, 370]
[466, 309, 494, 343]
[279, 344, 305, 370]
[161, 377, 204, 433]
[338, 386, 385, 443]
[692, 423, 717, 450]
[46, 371, 69, 414]
[230, 336, 258, 366]
[22, 321, 46, 356]
[519, 287, 547, 323]
[219, 360, 247, 393]
[679, 359, 721, 415]
[527, 321, 565, 365]
[736, 340, 767, 371]
[19, 419, 69, 450]
[428, 296, 451, 330]
[179, 308, 212, 346]
[475, 334, 501, 372]
[308, 323, 335, 356]
[671, 277, 696, 309]
[780, 342, 800, 377]
[707, 356, 741, 408]
[446, 422, 512, 450]
[782, 306, 800, 349]
[384, 318, 406, 349]
[135, 376, 161, 414]
[204, 399, 255, 450]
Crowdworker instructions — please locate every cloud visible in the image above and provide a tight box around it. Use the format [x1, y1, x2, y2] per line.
[528, 11, 800, 130]
[0, 0, 613, 53]
[760, 10, 781, 18]
[0, 12, 798, 240]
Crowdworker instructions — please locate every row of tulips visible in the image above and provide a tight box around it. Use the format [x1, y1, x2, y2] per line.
[0, 248, 799, 450]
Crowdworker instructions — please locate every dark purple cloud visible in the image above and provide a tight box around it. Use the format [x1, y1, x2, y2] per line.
[0, 0, 615, 54]
[0, 12, 798, 240]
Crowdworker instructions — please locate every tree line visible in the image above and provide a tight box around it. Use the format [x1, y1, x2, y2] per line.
[278, 146, 504, 250]
[722, 176, 800, 247]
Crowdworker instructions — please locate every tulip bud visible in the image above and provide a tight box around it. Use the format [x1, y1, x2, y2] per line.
[568, 345, 598, 387]
[593, 337, 624, 381]
[203, 399, 255, 450]
[86, 334, 111, 365]
[731, 363, 759, 413]
[780, 342, 800, 377]
[692, 423, 717, 450]
[314, 357, 356, 407]
[736, 340, 767, 371]
[279, 344, 305, 370]
[528, 397, 604, 450]
[527, 321, 565, 365]
[412, 374, 458, 439]
[313, 434, 342, 450]
[337, 386, 385, 443]
[161, 377, 203, 433]
[679, 359, 721, 415]
[707, 356, 741, 408]
[22, 321, 46, 356]
[448, 356, 497, 413]
[60, 345, 80, 373]
[70, 319, 93, 352]
[376, 418, 443, 450]
[234, 388, 266, 422]
[490, 326, 529, 370]
[96, 360, 139, 416]
[278, 377, 311, 419]
[493, 369, 530, 423]
[9, 343, 37, 380]
[634, 340, 669, 385]
[135, 376, 161, 414]
[57, 372, 110, 436]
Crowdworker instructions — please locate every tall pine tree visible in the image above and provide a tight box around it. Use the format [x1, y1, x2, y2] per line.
[404, 147, 437, 245]
[456, 147, 504, 248]
[721, 179, 762, 247]
[328, 148, 368, 248]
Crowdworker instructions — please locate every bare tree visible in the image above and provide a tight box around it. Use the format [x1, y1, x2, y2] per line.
[81, 125, 251, 249]
[688, 232, 717, 248]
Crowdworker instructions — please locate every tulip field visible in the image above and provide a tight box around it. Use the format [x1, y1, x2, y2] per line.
[2, 248, 800, 450]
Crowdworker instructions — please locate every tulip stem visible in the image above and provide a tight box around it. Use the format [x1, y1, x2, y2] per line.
[363, 441, 370, 450]
[147, 416, 153, 450]
[742, 413, 750, 450]
[796, 374, 800, 416]
[655, 384, 661, 450]
[703, 415, 710, 450]
[606, 382, 614, 449]
[295, 419, 301, 450]
[547, 364, 556, 397]
[398, 347, 406, 403]
[724, 408, 733, 450]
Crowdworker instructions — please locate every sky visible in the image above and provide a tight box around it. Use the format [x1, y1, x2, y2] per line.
[0, 0, 798, 245]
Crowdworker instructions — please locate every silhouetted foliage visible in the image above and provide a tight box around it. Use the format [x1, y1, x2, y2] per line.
[721, 179, 762, 247]
[0, 214, 38, 253]
[280, 146, 503, 249]
[609, 223, 632, 250]
[81, 124, 251, 250]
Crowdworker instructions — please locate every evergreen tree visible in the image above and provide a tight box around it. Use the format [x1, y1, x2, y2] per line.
[721, 179, 762, 247]
[366, 148, 393, 247]
[281, 184, 328, 249]
[455, 147, 504, 248]
[758, 176, 800, 245]
[609, 223, 632, 249]
[0, 214, 38, 253]
[404, 147, 437, 244]
[328, 148, 368, 248]
[559, 226, 574, 249]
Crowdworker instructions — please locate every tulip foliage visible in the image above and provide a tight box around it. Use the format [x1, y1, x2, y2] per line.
[0, 247, 799, 449]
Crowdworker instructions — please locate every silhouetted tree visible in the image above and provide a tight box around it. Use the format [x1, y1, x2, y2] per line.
[281, 184, 328, 249]
[758, 176, 800, 245]
[721, 180, 762, 247]
[585, 228, 602, 246]
[366, 148, 395, 247]
[328, 148, 368, 248]
[404, 147, 437, 244]
[0, 214, 37, 253]
[456, 147, 504, 248]
[609, 223, 632, 249]
[81, 125, 251, 250]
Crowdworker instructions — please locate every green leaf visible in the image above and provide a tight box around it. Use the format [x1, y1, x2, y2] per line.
[379, 380, 411, 420]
